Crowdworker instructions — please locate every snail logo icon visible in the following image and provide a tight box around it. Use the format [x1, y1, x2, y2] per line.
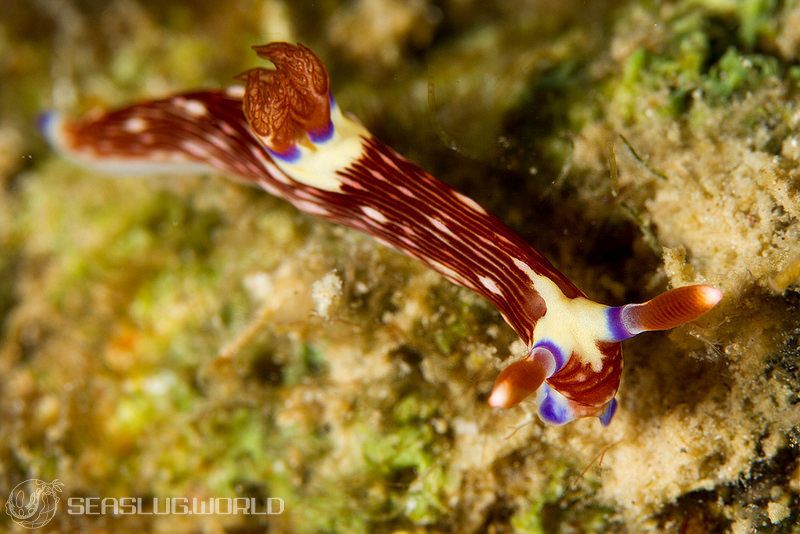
[5, 479, 63, 529]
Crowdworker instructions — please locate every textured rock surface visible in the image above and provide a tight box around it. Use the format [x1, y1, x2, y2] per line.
[1, 0, 798, 531]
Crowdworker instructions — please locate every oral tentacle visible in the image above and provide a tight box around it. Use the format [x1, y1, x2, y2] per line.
[598, 398, 618, 426]
[488, 346, 557, 409]
[606, 284, 723, 341]
[537, 385, 575, 425]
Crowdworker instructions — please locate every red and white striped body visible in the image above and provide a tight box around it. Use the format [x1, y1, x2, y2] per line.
[42, 43, 721, 425]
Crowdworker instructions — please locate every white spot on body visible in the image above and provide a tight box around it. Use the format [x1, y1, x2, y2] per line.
[225, 85, 245, 98]
[341, 176, 365, 190]
[221, 122, 237, 136]
[497, 234, 514, 246]
[181, 140, 208, 158]
[249, 144, 266, 161]
[257, 179, 281, 196]
[454, 191, 487, 214]
[427, 216, 455, 239]
[428, 259, 471, 288]
[206, 156, 228, 169]
[124, 117, 147, 133]
[361, 205, 388, 223]
[294, 188, 318, 201]
[397, 186, 414, 197]
[513, 257, 538, 283]
[401, 224, 416, 236]
[476, 233, 497, 248]
[373, 236, 394, 249]
[398, 235, 417, 249]
[182, 99, 208, 117]
[479, 275, 503, 296]
[293, 199, 330, 216]
[268, 165, 293, 185]
[379, 151, 402, 172]
[209, 135, 230, 151]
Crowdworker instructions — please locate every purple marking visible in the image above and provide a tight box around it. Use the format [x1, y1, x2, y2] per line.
[309, 120, 334, 143]
[538, 386, 574, 425]
[606, 306, 631, 342]
[268, 144, 301, 163]
[533, 340, 566, 373]
[36, 112, 54, 136]
[598, 398, 618, 426]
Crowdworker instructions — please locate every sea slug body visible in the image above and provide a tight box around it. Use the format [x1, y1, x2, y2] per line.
[41, 42, 722, 426]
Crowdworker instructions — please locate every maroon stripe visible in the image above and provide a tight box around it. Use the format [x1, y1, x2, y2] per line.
[61, 91, 580, 346]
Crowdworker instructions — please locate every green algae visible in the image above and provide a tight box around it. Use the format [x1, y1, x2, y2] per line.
[2, 0, 800, 532]
[510, 468, 617, 534]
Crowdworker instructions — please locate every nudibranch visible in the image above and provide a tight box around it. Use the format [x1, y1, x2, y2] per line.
[41, 42, 722, 426]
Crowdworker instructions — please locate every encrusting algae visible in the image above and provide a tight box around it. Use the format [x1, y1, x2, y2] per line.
[1, 0, 799, 532]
